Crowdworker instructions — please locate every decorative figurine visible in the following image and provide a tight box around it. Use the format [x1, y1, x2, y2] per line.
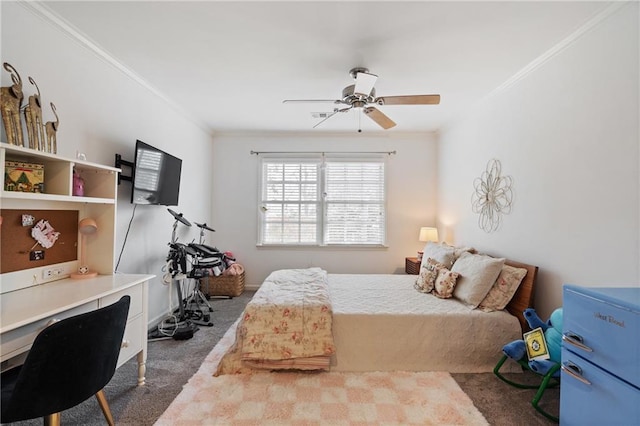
[24, 77, 46, 151]
[0, 62, 24, 146]
[44, 102, 59, 153]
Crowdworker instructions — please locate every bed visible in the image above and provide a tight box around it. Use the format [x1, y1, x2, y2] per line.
[329, 258, 536, 373]
[215, 255, 537, 375]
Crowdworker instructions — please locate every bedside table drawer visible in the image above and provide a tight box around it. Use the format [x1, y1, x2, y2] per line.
[405, 257, 421, 275]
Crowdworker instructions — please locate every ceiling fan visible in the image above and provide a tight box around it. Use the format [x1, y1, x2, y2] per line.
[283, 67, 440, 130]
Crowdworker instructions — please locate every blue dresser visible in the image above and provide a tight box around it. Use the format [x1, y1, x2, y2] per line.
[561, 285, 640, 425]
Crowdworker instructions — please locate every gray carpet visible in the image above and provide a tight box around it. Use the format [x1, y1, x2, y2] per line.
[5, 291, 559, 425]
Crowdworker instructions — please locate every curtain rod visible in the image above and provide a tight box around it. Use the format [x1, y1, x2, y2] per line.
[250, 150, 396, 155]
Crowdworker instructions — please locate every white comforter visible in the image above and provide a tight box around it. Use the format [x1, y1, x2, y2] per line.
[329, 274, 522, 373]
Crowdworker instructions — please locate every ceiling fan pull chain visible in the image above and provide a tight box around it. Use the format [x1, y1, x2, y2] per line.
[358, 109, 362, 133]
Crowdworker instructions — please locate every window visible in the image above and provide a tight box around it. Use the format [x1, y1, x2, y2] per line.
[258, 155, 386, 246]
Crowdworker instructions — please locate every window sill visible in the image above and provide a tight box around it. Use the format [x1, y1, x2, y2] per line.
[256, 244, 388, 250]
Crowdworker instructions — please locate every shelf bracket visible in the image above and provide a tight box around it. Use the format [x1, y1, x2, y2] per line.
[115, 154, 133, 185]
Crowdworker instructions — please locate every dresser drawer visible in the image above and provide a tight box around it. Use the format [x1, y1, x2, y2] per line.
[100, 285, 143, 320]
[1, 301, 99, 363]
[563, 285, 640, 388]
[560, 347, 640, 426]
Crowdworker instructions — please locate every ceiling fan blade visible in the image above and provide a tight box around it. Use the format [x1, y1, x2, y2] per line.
[353, 71, 378, 97]
[376, 94, 441, 105]
[363, 107, 396, 129]
[283, 99, 342, 104]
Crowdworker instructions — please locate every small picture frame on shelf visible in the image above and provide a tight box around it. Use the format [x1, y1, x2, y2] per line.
[4, 161, 44, 193]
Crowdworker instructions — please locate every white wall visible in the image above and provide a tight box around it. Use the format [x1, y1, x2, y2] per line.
[1, 2, 215, 325]
[210, 133, 438, 286]
[438, 4, 639, 318]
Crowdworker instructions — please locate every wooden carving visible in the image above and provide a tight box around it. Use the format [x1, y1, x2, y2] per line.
[24, 77, 46, 151]
[0, 63, 24, 146]
[45, 102, 59, 154]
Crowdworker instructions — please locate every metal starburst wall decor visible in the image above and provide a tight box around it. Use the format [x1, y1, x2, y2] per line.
[471, 159, 513, 233]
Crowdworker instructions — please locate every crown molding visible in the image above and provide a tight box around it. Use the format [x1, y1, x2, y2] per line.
[440, 1, 629, 132]
[18, 0, 211, 134]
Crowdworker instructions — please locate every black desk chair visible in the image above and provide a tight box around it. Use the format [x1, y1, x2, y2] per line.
[1, 295, 130, 426]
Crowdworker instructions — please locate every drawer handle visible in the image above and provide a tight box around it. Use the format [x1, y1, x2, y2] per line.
[562, 332, 593, 353]
[121, 340, 130, 349]
[561, 361, 592, 386]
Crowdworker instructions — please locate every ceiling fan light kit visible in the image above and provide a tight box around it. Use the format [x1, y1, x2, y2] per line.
[283, 67, 441, 131]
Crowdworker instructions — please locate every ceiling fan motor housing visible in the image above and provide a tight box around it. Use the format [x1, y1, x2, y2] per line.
[342, 84, 376, 106]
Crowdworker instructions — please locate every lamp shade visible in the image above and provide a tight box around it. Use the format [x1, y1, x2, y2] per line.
[419, 227, 439, 243]
[78, 218, 98, 235]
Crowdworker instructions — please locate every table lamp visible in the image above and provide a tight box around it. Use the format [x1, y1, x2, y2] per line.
[71, 218, 98, 279]
[417, 227, 439, 260]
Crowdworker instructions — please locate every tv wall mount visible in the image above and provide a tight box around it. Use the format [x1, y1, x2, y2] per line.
[114, 153, 133, 185]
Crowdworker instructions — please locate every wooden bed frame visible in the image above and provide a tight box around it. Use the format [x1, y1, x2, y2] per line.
[504, 259, 538, 333]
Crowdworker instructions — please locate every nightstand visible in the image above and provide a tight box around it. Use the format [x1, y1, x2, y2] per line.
[405, 257, 421, 275]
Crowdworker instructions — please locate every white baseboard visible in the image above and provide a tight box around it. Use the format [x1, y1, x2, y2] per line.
[147, 304, 179, 331]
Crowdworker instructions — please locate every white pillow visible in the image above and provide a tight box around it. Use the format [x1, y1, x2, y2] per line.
[419, 242, 456, 270]
[451, 252, 505, 308]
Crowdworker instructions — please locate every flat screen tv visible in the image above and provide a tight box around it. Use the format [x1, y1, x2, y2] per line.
[131, 140, 182, 206]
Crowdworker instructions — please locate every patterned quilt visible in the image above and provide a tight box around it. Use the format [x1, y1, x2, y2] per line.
[214, 267, 335, 375]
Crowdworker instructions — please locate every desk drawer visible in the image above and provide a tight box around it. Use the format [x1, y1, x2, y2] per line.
[100, 285, 143, 319]
[561, 347, 640, 425]
[0, 301, 98, 362]
[563, 286, 640, 388]
[117, 315, 143, 367]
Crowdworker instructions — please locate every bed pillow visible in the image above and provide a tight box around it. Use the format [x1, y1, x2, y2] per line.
[453, 245, 477, 260]
[432, 266, 460, 299]
[414, 258, 441, 293]
[478, 265, 528, 312]
[419, 242, 456, 270]
[451, 252, 505, 308]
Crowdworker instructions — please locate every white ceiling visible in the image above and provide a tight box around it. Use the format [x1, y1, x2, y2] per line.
[41, 1, 609, 134]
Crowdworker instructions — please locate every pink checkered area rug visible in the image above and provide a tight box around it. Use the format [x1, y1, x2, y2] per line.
[155, 321, 489, 425]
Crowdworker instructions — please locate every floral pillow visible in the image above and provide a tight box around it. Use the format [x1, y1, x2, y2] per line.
[478, 265, 528, 312]
[432, 267, 460, 299]
[414, 257, 442, 293]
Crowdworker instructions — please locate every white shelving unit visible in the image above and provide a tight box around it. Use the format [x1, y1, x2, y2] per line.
[0, 143, 152, 385]
[1, 144, 119, 293]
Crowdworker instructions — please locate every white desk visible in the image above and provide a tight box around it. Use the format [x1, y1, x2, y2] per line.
[0, 273, 153, 385]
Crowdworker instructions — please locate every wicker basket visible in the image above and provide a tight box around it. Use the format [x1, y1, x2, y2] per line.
[199, 271, 245, 297]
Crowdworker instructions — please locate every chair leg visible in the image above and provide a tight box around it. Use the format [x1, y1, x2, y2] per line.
[531, 363, 561, 423]
[44, 412, 61, 426]
[95, 389, 115, 426]
[493, 355, 541, 389]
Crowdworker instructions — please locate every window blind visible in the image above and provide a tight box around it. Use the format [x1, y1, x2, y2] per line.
[258, 155, 386, 246]
[260, 159, 320, 244]
[324, 160, 385, 245]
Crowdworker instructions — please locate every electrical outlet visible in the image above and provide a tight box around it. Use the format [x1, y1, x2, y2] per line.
[42, 266, 65, 280]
